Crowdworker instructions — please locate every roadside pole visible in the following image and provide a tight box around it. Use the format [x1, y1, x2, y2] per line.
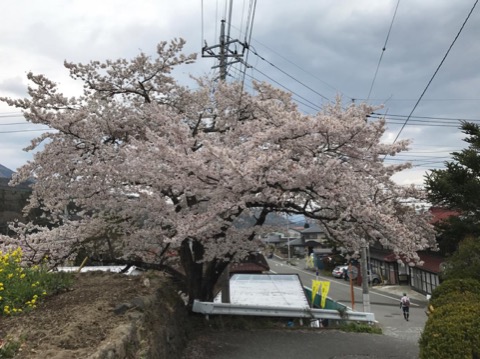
[361, 245, 371, 312]
[349, 263, 355, 311]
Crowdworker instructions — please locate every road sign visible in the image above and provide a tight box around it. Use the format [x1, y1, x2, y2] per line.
[348, 266, 358, 279]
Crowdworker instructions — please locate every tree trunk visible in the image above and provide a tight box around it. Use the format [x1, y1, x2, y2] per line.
[179, 239, 229, 308]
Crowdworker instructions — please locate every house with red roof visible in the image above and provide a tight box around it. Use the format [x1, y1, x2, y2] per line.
[367, 206, 458, 295]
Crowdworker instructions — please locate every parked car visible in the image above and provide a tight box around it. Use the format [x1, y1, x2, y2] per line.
[368, 271, 381, 286]
[332, 265, 348, 278]
[343, 268, 381, 286]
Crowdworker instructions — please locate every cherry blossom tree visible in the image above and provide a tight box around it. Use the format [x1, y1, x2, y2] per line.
[0, 38, 436, 305]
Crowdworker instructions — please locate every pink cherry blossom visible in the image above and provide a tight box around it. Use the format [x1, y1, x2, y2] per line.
[0, 39, 436, 303]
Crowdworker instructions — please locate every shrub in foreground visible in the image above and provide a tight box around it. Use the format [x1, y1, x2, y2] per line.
[420, 294, 480, 358]
[429, 278, 480, 308]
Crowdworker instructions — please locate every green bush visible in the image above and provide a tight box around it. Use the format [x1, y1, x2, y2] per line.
[420, 301, 480, 359]
[429, 278, 480, 308]
[440, 236, 480, 281]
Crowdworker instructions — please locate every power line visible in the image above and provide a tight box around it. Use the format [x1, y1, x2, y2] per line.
[231, 65, 322, 112]
[357, 98, 480, 102]
[251, 67, 322, 112]
[0, 122, 36, 126]
[0, 129, 50, 134]
[227, 22, 352, 100]
[239, 0, 257, 92]
[391, 0, 479, 144]
[248, 46, 332, 103]
[371, 112, 479, 122]
[0, 113, 24, 118]
[366, 0, 401, 101]
[385, 121, 472, 128]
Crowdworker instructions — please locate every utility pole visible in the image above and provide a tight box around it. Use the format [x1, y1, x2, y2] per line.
[361, 244, 371, 312]
[202, 19, 248, 81]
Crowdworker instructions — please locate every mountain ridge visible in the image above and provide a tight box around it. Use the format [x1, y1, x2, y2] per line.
[0, 164, 14, 179]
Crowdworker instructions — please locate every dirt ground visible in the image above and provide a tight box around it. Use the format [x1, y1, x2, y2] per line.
[0, 270, 159, 359]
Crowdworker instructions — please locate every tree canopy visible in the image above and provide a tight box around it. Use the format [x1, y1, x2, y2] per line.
[0, 39, 436, 303]
[441, 236, 480, 281]
[425, 122, 480, 252]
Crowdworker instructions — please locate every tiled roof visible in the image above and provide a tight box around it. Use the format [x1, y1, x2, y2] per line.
[370, 249, 445, 273]
[230, 253, 270, 273]
[300, 224, 324, 234]
[429, 207, 459, 224]
[415, 252, 445, 273]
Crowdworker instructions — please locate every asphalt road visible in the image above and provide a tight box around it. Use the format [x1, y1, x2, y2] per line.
[268, 257, 428, 344]
[184, 258, 427, 359]
[187, 329, 420, 359]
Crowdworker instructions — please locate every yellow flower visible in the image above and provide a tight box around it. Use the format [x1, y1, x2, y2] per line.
[7, 273, 13, 279]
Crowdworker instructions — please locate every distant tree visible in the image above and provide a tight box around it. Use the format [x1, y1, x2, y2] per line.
[425, 122, 480, 252]
[441, 236, 480, 281]
[434, 216, 479, 256]
[0, 39, 436, 306]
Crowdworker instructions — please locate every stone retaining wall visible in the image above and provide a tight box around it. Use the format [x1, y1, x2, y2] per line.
[90, 280, 192, 359]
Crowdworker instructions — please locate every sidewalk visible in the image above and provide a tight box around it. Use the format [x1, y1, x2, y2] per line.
[375, 284, 428, 303]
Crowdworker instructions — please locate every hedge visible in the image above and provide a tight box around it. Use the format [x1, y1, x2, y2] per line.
[429, 278, 480, 308]
[419, 301, 480, 358]
[419, 278, 480, 358]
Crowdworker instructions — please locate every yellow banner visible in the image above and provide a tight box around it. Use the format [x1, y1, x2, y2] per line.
[311, 280, 321, 303]
[320, 281, 330, 308]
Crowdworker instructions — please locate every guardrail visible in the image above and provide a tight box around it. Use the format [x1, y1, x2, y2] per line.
[192, 300, 375, 323]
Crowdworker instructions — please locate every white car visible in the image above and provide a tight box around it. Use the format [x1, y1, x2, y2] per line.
[332, 265, 348, 278]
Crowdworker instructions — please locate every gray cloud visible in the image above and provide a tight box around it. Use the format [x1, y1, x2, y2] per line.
[1, 0, 479, 185]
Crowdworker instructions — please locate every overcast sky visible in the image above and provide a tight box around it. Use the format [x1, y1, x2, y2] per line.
[1, 0, 479, 186]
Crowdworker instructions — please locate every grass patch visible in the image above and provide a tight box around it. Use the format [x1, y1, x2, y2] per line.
[338, 322, 382, 334]
[0, 338, 21, 358]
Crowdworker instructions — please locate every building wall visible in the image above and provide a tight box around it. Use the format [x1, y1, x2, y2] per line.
[410, 268, 440, 295]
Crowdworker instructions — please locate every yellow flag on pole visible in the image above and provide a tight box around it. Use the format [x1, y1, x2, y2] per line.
[311, 280, 321, 304]
[320, 281, 330, 308]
